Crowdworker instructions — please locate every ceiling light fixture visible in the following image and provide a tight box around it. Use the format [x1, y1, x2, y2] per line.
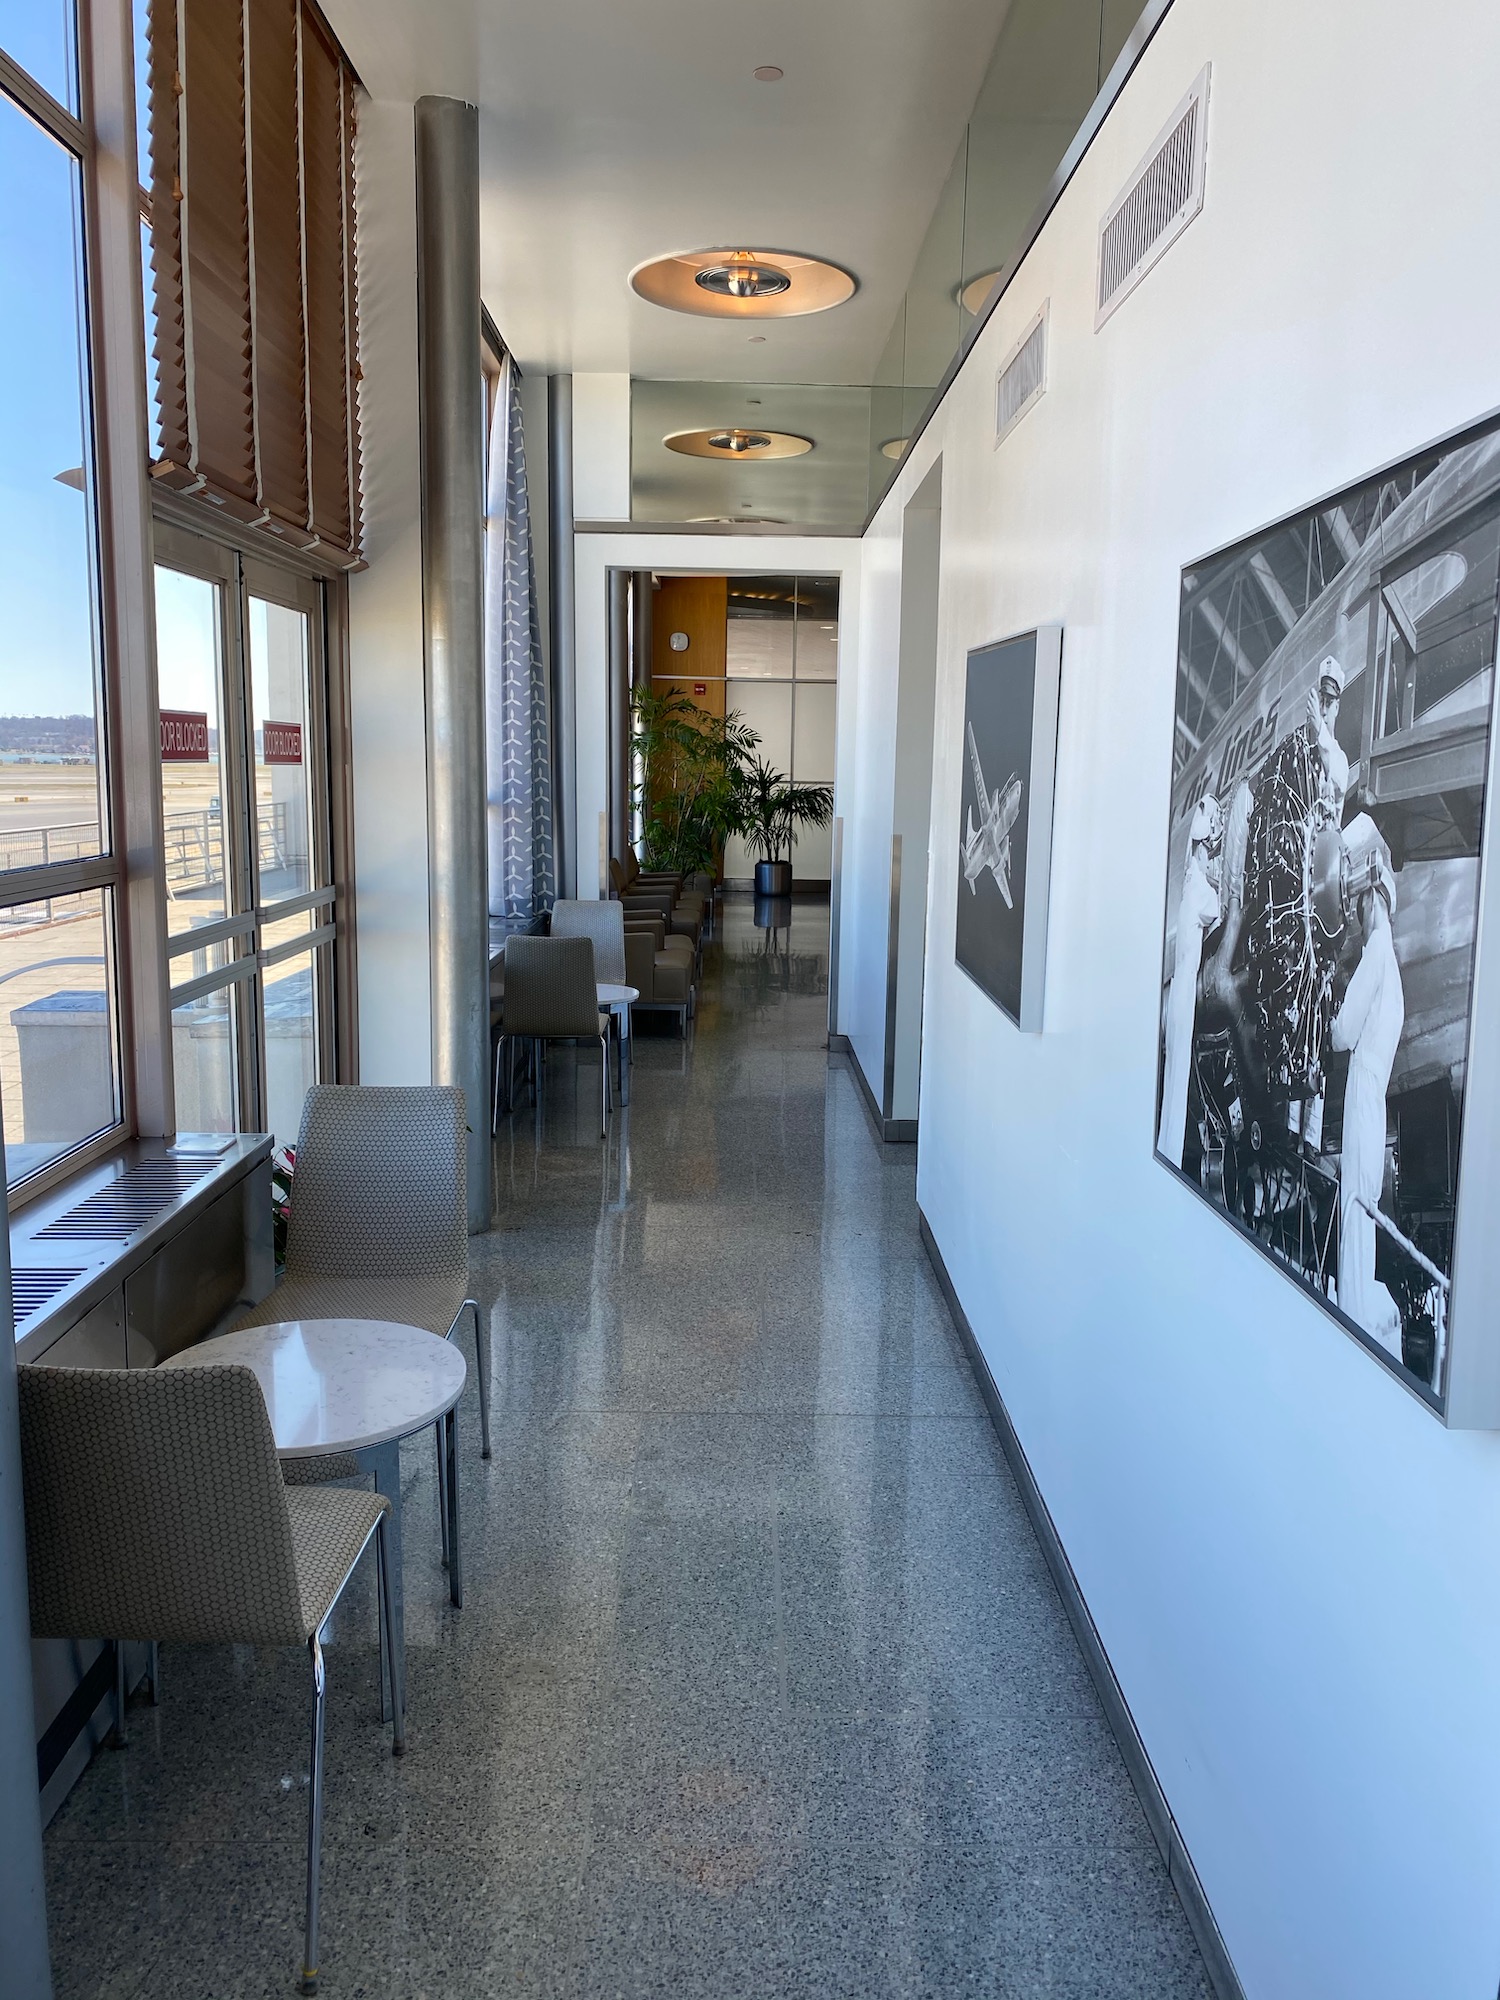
[664, 427, 813, 461]
[879, 437, 908, 461]
[709, 429, 773, 453]
[959, 270, 1002, 314]
[752, 65, 783, 81]
[748, 335, 766, 343]
[631, 248, 855, 319]
[695, 252, 791, 300]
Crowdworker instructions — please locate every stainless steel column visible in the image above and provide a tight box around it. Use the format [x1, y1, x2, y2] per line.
[606, 569, 630, 872]
[0, 1125, 53, 1996]
[547, 376, 577, 897]
[629, 572, 653, 851]
[415, 96, 490, 1232]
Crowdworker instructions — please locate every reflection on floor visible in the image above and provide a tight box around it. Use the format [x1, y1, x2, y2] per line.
[43, 896, 1211, 1998]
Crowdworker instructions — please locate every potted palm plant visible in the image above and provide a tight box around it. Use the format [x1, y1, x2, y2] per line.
[631, 687, 757, 876]
[731, 757, 835, 897]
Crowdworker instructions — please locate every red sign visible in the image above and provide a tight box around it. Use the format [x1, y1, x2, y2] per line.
[159, 709, 209, 762]
[263, 720, 303, 766]
[693, 683, 706, 696]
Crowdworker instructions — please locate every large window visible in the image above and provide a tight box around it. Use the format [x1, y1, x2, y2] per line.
[155, 528, 336, 1147]
[723, 575, 840, 882]
[0, 21, 127, 1188]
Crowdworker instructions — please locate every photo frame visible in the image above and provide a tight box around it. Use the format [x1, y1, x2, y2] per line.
[953, 626, 1063, 1032]
[1154, 416, 1500, 1419]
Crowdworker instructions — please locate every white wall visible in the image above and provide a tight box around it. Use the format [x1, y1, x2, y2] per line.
[572, 372, 632, 521]
[572, 534, 862, 899]
[836, 2, 1500, 1996]
[348, 96, 431, 1084]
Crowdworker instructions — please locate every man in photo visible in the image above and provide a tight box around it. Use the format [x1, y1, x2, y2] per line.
[1329, 819, 1404, 1355]
[1306, 655, 1349, 820]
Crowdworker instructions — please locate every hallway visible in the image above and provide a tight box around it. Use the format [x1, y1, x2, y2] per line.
[43, 898, 1210, 1998]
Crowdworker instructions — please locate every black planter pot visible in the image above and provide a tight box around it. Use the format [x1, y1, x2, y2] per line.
[754, 860, 793, 897]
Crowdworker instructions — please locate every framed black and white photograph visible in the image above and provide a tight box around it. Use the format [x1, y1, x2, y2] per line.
[1155, 419, 1500, 1414]
[954, 627, 1062, 1032]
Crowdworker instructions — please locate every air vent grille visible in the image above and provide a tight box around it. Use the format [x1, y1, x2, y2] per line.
[1096, 65, 1210, 328]
[995, 305, 1048, 447]
[36, 1160, 212, 1242]
[10, 1268, 85, 1326]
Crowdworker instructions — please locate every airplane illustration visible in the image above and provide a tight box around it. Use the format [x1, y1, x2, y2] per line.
[962, 722, 1023, 905]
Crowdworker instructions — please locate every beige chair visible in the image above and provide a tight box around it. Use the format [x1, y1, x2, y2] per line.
[624, 924, 694, 1033]
[550, 897, 627, 983]
[232, 1085, 486, 1590]
[19, 1361, 401, 1996]
[497, 934, 611, 1138]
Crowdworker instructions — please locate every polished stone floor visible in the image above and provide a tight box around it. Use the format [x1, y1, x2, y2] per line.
[43, 897, 1211, 1998]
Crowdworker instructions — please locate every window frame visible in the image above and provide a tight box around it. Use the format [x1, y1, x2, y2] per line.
[0, 20, 144, 1205]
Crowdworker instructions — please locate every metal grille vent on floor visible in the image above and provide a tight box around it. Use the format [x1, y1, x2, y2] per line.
[35, 1159, 213, 1241]
[10, 1268, 85, 1326]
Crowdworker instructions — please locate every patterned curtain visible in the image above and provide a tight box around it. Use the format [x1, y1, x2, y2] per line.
[485, 356, 555, 920]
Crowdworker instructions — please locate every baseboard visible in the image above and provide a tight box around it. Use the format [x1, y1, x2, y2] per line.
[830, 1039, 917, 1145]
[917, 1209, 1246, 2000]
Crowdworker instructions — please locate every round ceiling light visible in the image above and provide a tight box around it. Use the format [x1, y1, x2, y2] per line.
[631, 248, 856, 319]
[695, 253, 791, 300]
[665, 428, 812, 460]
[752, 65, 783, 81]
[959, 270, 1002, 315]
[879, 437, 908, 461]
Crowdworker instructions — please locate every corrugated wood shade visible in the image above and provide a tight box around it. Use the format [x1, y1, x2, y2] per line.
[146, 0, 361, 561]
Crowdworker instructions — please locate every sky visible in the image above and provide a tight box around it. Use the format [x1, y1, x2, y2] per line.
[0, 74, 100, 723]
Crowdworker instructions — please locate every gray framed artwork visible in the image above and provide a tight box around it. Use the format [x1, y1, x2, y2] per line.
[1154, 415, 1500, 1423]
[954, 627, 1063, 1032]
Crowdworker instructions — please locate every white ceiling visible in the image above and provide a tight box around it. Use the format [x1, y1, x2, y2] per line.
[322, 0, 1014, 382]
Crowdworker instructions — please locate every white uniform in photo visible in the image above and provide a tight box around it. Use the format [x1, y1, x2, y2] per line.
[1158, 798, 1222, 1168]
[1330, 883, 1404, 1355]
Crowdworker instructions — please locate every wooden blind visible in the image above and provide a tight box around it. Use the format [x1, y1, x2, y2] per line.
[146, 0, 361, 562]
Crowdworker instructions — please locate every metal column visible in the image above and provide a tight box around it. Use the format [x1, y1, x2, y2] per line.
[415, 96, 491, 1232]
[606, 570, 630, 873]
[0, 1115, 53, 1996]
[629, 572, 653, 852]
[547, 376, 577, 897]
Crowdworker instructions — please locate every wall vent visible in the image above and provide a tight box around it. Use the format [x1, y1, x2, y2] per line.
[994, 304, 1048, 448]
[10, 1268, 85, 1327]
[1096, 65, 1210, 329]
[36, 1159, 212, 1243]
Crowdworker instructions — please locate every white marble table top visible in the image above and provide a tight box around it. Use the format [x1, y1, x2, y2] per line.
[598, 983, 639, 1006]
[161, 1318, 467, 1456]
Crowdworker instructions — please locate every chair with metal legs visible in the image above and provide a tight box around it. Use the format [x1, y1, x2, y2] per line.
[496, 935, 612, 1139]
[19, 1361, 402, 1996]
[230, 1085, 486, 1601]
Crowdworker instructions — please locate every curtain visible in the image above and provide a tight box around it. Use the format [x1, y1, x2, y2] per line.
[485, 357, 555, 920]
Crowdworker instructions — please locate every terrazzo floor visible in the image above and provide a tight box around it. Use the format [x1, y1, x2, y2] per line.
[43, 895, 1212, 1999]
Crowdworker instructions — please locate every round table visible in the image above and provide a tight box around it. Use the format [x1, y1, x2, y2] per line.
[598, 981, 640, 1104]
[163, 1318, 467, 1716]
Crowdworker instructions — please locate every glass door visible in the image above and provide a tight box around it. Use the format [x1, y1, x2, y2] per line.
[153, 525, 336, 1145]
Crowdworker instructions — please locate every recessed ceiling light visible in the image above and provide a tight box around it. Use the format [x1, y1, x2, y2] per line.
[753, 65, 783, 81]
[748, 335, 766, 344]
[879, 437, 908, 461]
[631, 248, 855, 319]
[959, 270, 1002, 314]
[664, 428, 813, 460]
[695, 252, 791, 300]
[746, 398, 762, 405]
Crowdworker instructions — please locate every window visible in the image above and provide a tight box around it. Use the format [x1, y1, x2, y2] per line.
[0, 21, 128, 1189]
[155, 527, 336, 1147]
[723, 575, 840, 881]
